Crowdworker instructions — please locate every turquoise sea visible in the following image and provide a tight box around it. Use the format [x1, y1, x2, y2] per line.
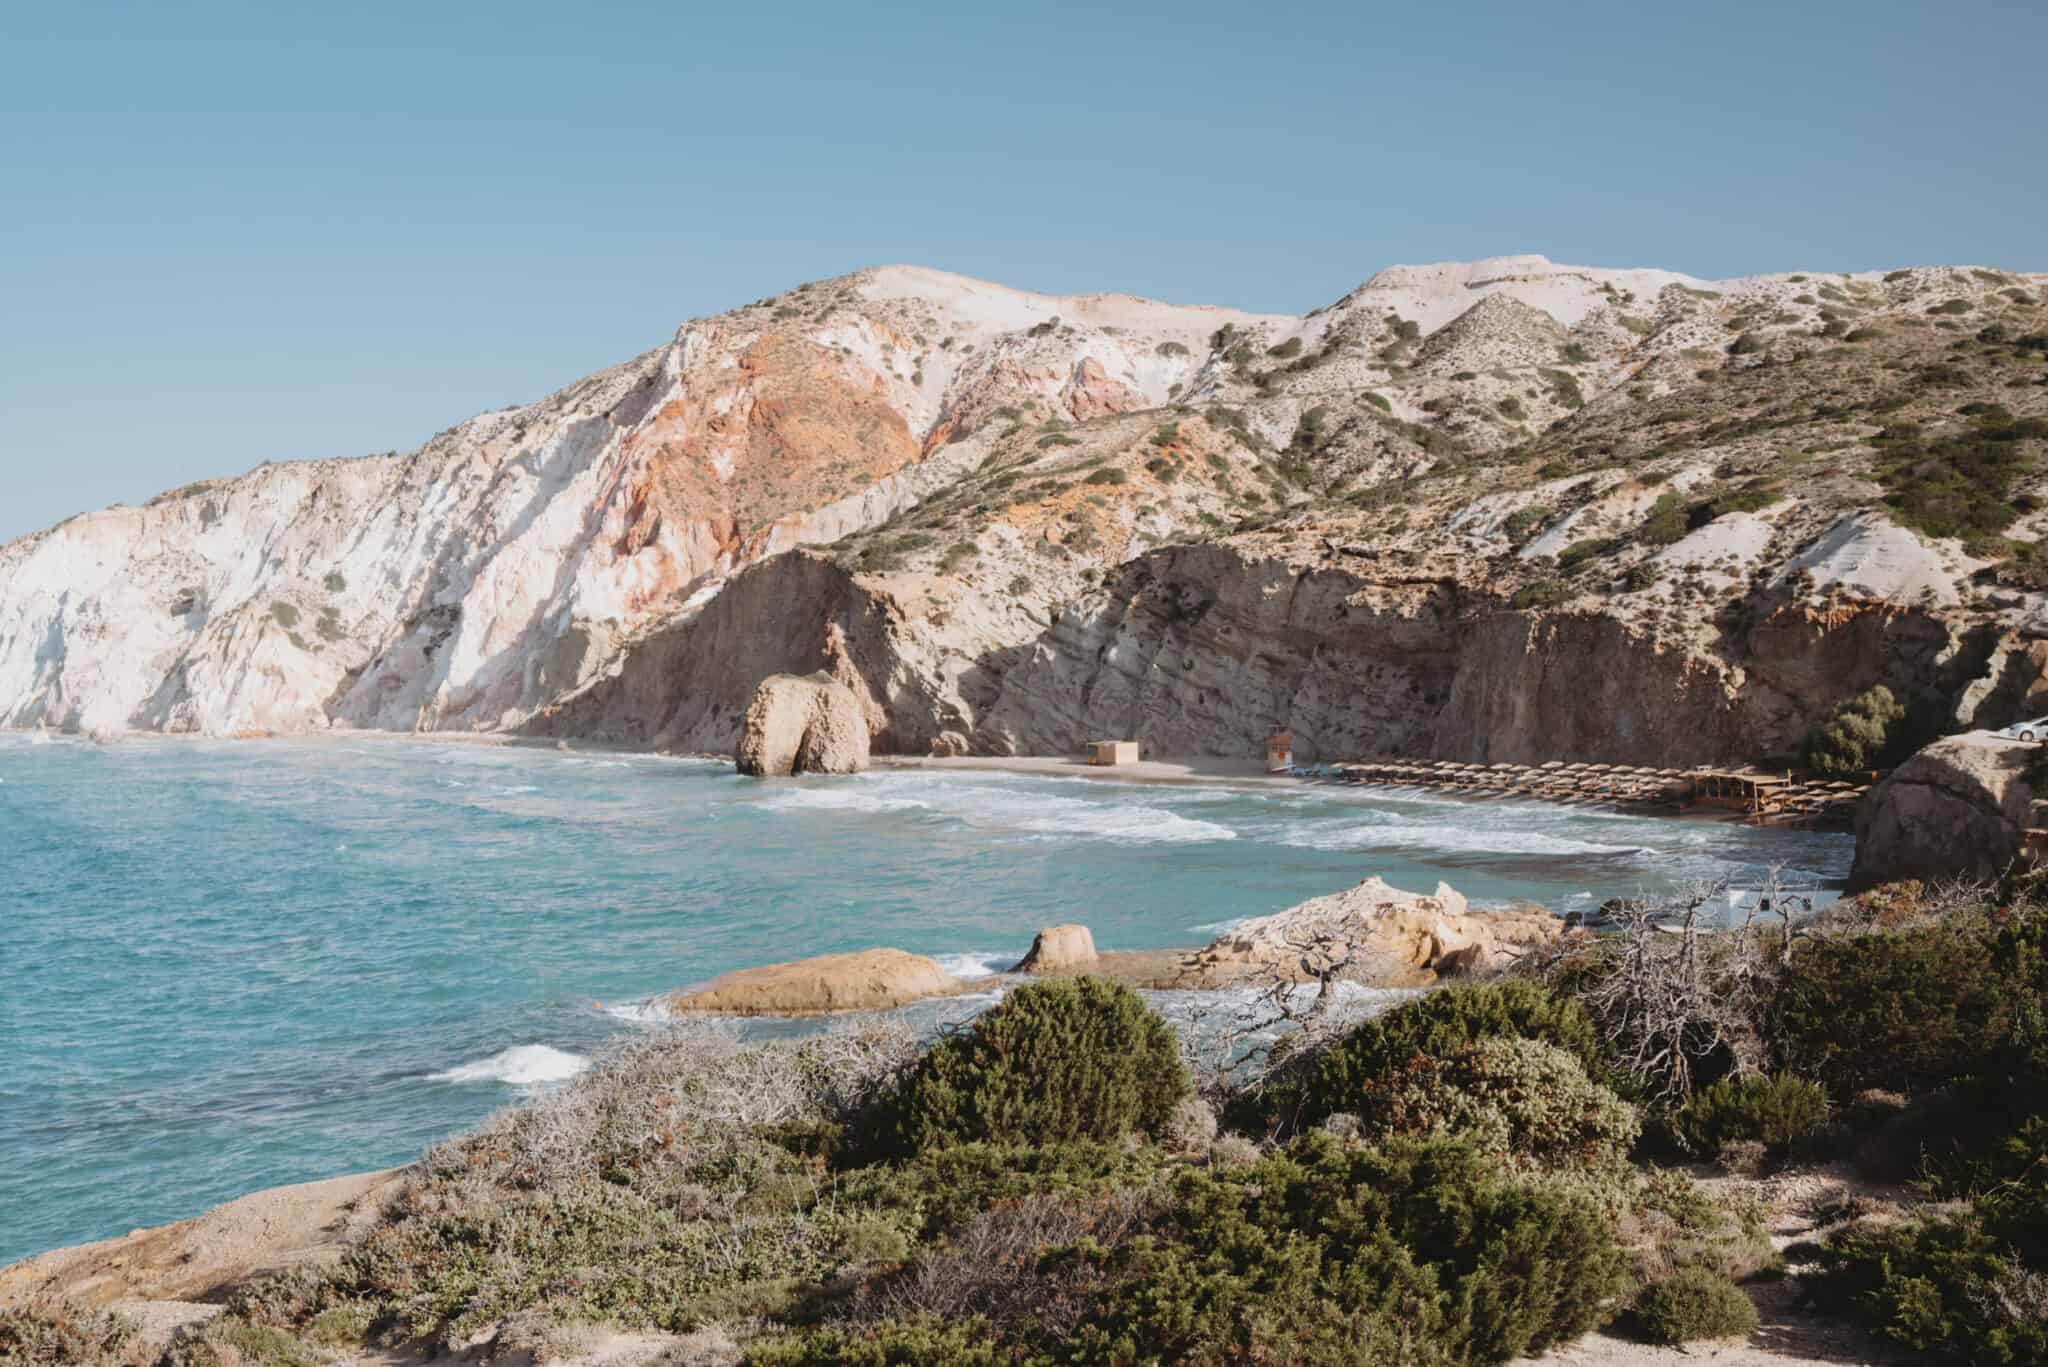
[0, 735, 1852, 1263]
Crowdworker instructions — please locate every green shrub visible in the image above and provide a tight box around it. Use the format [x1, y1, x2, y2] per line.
[1878, 417, 2044, 541]
[1688, 482, 1783, 527]
[1497, 396, 1526, 421]
[1361, 390, 1392, 412]
[1559, 342, 1593, 364]
[886, 978, 1188, 1152]
[161, 1318, 326, 1366]
[1084, 467, 1127, 486]
[269, 601, 300, 629]
[747, 1316, 1008, 1364]
[1539, 368, 1585, 409]
[1267, 337, 1304, 359]
[1766, 919, 2010, 1099]
[1809, 1204, 2048, 1365]
[333, 1177, 919, 1344]
[1800, 685, 1914, 776]
[1557, 537, 1620, 574]
[1263, 981, 1608, 1134]
[1631, 1267, 1759, 1345]
[1355, 1037, 1639, 1169]
[1630, 493, 1679, 541]
[834, 1140, 1166, 1241]
[1672, 1074, 1827, 1156]
[1066, 1133, 1623, 1366]
[1511, 579, 1571, 610]
[0, 1301, 144, 1366]
[1501, 505, 1551, 543]
[1006, 574, 1033, 597]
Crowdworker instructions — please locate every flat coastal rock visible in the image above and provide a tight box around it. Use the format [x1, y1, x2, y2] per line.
[1183, 875, 1561, 987]
[0, 1168, 404, 1311]
[1002, 878, 1563, 992]
[666, 948, 967, 1016]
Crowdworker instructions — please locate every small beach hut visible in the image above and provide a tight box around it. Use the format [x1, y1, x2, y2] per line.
[1089, 740, 1140, 766]
[1688, 770, 1792, 814]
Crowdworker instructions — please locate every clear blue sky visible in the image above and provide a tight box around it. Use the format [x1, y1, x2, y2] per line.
[3, 0, 2043, 545]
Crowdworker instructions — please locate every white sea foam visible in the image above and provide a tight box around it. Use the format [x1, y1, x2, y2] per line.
[933, 952, 1012, 979]
[601, 997, 674, 1024]
[1185, 919, 1246, 935]
[756, 786, 932, 816]
[430, 1044, 589, 1087]
[934, 782, 1236, 844]
[759, 775, 1237, 844]
[1008, 803, 1236, 844]
[1276, 819, 1645, 858]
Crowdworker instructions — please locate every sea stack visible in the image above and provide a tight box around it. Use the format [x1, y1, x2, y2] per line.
[734, 673, 871, 776]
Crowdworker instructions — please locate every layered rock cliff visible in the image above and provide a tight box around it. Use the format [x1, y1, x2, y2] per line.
[6, 257, 2048, 770]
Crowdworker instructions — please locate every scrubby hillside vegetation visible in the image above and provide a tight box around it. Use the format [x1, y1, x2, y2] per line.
[9, 880, 2044, 1365]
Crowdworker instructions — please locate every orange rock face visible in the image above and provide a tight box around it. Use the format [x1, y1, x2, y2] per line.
[602, 333, 925, 613]
[1062, 356, 1144, 420]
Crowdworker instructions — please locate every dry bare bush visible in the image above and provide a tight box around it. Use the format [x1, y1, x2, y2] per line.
[413, 1020, 919, 1208]
[1172, 922, 1416, 1097]
[865, 1187, 1152, 1338]
[1569, 868, 1822, 1103]
[1161, 1096, 1218, 1156]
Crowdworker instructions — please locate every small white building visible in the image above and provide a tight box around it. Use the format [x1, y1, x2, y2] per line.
[1089, 740, 1140, 766]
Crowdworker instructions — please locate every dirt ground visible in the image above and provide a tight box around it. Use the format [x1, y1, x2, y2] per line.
[1514, 1160, 1915, 1366]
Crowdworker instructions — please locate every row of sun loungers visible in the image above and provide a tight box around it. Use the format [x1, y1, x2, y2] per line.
[1312, 758, 1873, 826]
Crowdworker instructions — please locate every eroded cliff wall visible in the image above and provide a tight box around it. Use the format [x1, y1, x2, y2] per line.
[7, 256, 2048, 769]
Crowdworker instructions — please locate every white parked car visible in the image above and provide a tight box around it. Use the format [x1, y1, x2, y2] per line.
[1998, 717, 2048, 742]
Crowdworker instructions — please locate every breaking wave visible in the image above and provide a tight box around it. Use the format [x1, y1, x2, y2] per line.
[430, 1044, 589, 1087]
[757, 775, 1237, 845]
[1275, 818, 1647, 859]
[755, 786, 933, 816]
[932, 952, 1012, 979]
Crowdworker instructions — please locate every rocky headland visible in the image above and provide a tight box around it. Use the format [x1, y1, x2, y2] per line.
[3, 257, 2044, 793]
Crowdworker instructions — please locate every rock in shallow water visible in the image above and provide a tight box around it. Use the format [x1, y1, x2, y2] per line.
[734, 672, 870, 776]
[1011, 924, 1099, 974]
[666, 948, 966, 1016]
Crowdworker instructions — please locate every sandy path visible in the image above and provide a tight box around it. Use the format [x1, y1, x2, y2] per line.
[1514, 1161, 1913, 1367]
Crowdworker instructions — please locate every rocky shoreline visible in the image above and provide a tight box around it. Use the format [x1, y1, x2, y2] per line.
[659, 874, 1565, 1015]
